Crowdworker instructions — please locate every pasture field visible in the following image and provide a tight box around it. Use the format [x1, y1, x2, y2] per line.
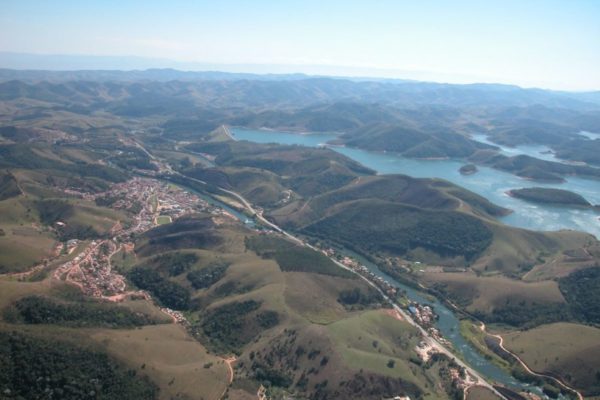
[110, 245, 138, 272]
[466, 385, 503, 400]
[421, 271, 565, 313]
[326, 310, 453, 399]
[470, 223, 593, 278]
[0, 278, 54, 310]
[91, 324, 230, 400]
[283, 271, 362, 324]
[0, 228, 56, 272]
[68, 201, 128, 233]
[502, 322, 600, 395]
[0, 260, 229, 400]
[0, 196, 57, 272]
[327, 310, 421, 378]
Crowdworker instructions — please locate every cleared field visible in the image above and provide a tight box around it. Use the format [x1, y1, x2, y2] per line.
[466, 385, 503, 400]
[283, 272, 360, 324]
[110, 246, 138, 272]
[471, 223, 592, 277]
[0, 228, 56, 272]
[422, 271, 565, 313]
[502, 322, 600, 395]
[0, 196, 56, 272]
[156, 215, 172, 225]
[69, 201, 129, 233]
[327, 310, 420, 378]
[92, 324, 229, 400]
[0, 279, 54, 310]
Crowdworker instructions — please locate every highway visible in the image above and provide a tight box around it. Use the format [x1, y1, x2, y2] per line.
[141, 140, 507, 398]
[212, 183, 505, 397]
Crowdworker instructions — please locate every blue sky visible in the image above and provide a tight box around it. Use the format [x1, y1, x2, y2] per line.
[1, 0, 599, 90]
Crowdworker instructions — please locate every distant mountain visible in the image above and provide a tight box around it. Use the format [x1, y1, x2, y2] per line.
[2, 75, 600, 163]
[0, 67, 313, 83]
[1, 73, 599, 111]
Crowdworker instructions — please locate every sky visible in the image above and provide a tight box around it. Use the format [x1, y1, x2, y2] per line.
[1, 0, 599, 91]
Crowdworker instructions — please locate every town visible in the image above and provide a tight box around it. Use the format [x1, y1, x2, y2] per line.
[53, 177, 235, 301]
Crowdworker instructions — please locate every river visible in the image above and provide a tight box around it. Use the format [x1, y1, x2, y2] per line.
[229, 127, 590, 397]
[231, 127, 600, 238]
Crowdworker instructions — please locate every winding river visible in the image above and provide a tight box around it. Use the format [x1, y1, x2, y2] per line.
[228, 127, 595, 397]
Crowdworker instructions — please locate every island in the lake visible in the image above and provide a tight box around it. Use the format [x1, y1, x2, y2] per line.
[459, 164, 478, 175]
[508, 187, 597, 210]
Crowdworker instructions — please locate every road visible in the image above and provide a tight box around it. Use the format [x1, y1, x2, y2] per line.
[137, 140, 506, 398]
[480, 323, 584, 400]
[220, 125, 235, 141]
[210, 185, 505, 397]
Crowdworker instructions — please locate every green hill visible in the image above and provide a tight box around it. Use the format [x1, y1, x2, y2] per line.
[121, 210, 465, 399]
[470, 152, 600, 182]
[509, 187, 592, 207]
[303, 199, 493, 262]
[0, 170, 21, 201]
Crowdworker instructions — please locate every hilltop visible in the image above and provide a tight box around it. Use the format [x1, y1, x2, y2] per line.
[508, 187, 593, 208]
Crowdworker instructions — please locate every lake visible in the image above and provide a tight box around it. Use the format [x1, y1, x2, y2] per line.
[232, 127, 600, 238]
[228, 127, 581, 396]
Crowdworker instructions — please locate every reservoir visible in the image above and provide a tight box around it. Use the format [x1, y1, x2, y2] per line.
[231, 128, 600, 238]
[230, 127, 579, 396]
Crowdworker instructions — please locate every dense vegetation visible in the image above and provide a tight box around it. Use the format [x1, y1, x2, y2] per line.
[35, 199, 74, 225]
[0, 331, 158, 399]
[5, 296, 158, 328]
[246, 236, 354, 278]
[197, 300, 279, 353]
[474, 302, 572, 329]
[0, 170, 21, 200]
[151, 251, 199, 276]
[509, 187, 591, 207]
[304, 201, 493, 261]
[186, 262, 229, 289]
[559, 266, 600, 324]
[128, 266, 191, 310]
[337, 287, 383, 309]
[139, 215, 223, 256]
[35, 199, 99, 240]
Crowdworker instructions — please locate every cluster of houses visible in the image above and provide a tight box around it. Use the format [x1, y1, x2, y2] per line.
[51, 177, 230, 301]
[160, 307, 189, 325]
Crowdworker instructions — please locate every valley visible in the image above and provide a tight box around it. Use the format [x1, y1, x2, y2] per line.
[1, 71, 600, 400]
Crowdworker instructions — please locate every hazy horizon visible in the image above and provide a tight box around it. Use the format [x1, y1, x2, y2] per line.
[2, 51, 599, 94]
[2, 0, 599, 91]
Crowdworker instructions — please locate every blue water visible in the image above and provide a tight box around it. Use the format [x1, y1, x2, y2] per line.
[231, 127, 338, 147]
[338, 247, 532, 392]
[233, 127, 600, 238]
[470, 133, 566, 164]
[227, 127, 586, 396]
